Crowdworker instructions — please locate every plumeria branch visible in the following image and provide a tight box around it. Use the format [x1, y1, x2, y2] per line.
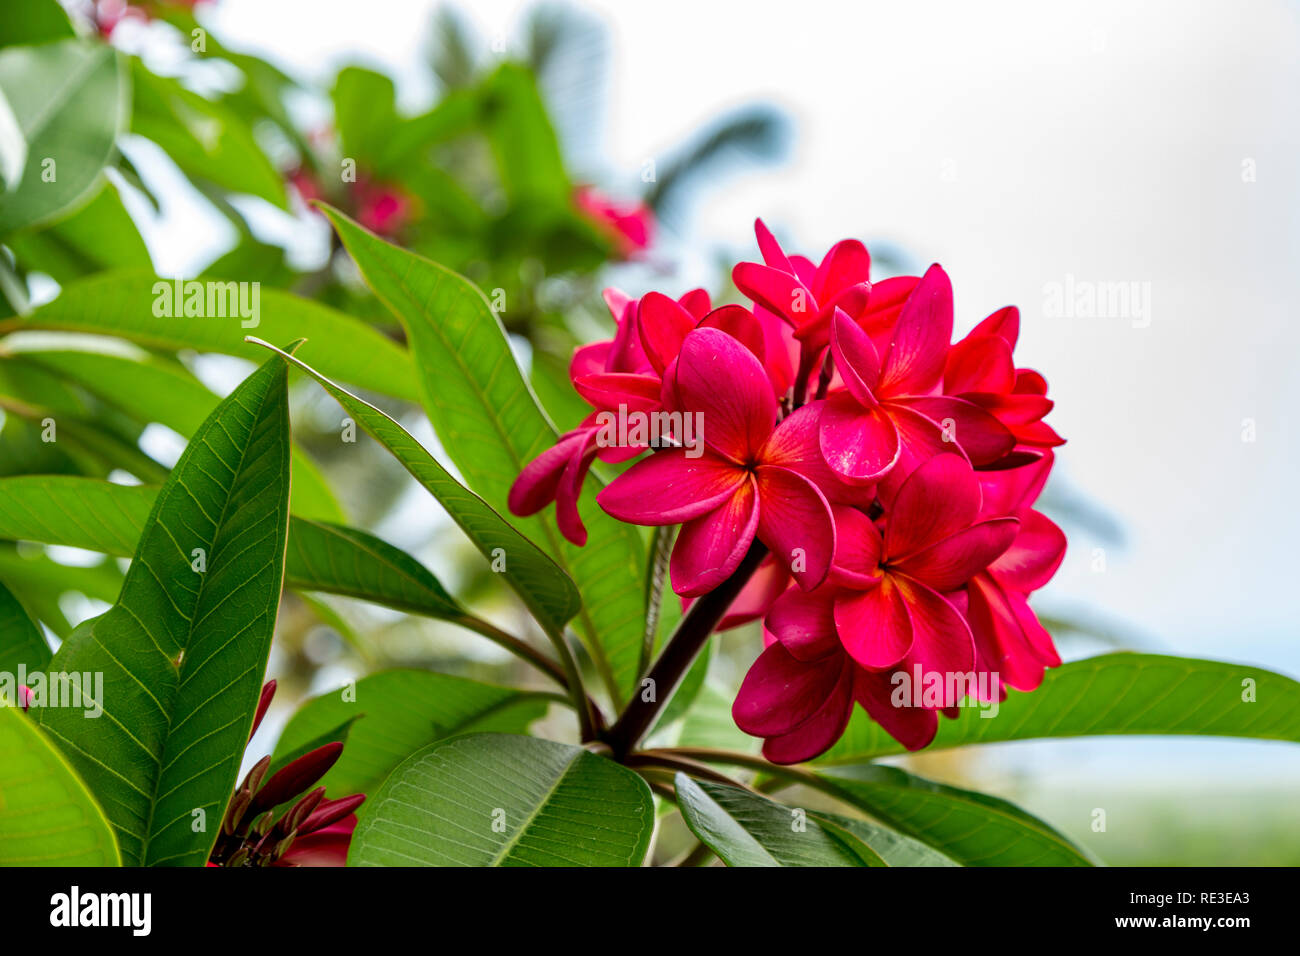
[603, 541, 769, 758]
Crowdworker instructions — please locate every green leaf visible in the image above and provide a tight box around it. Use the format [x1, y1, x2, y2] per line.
[7, 179, 151, 280]
[16, 348, 345, 521]
[247, 337, 581, 638]
[286, 518, 462, 620]
[349, 733, 654, 866]
[816, 653, 1300, 764]
[35, 353, 293, 867]
[0, 475, 469, 625]
[0, 0, 75, 48]
[0, 576, 49, 672]
[6, 270, 419, 401]
[274, 670, 551, 797]
[130, 59, 286, 208]
[0, 708, 119, 865]
[673, 774, 878, 867]
[814, 765, 1095, 867]
[0, 40, 127, 233]
[320, 206, 646, 702]
[479, 63, 568, 205]
[809, 811, 959, 866]
[332, 66, 397, 168]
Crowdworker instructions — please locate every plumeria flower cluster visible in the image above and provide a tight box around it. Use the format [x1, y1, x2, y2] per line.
[207, 681, 365, 867]
[511, 220, 1065, 762]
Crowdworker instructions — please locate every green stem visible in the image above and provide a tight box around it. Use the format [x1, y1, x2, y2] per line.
[458, 615, 600, 740]
[639, 525, 676, 679]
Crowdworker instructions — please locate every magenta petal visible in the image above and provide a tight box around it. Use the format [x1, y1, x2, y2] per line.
[760, 661, 856, 764]
[875, 403, 969, 506]
[830, 309, 882, 406]
[699, 304, 767, 365]
[813, 239, 872, 303]
[757, 402, 861, 504]
[877, 263, 954, 397]
[733, 261, 814, 326]
[971, 304, 1020, 348]
[637, 291, 696, 375]
[820, 393, 900, 483]
[554, 438, 600, 545]
[967, 575, 1057, 691]
[753, 217, 795, 272]
[733, 641, 844, 737]
[883, 446, 981, 560]
[766, 583, 840, 662]
[854, 669, 938, 752]
[989, 510, 1066, 592]
[894, 395, 1016, 466]
[509, 430, 592, 517]
[829, 505, 884, 587]
[571, 341, 612, 381]
[945, 333, 1016, 395]
[715, 556, 790, 630]
[677, 287, 712, 320]
[597, 449, 744, 525]
[835, 578, 913, 670]
[670, 480, 759, 597]
[674, 327, 777, 462]
[755, 465, 835, 591]
[894, 578, 976, 702]
[573, 372, 663, 414]
[894, 518, 1019, 591]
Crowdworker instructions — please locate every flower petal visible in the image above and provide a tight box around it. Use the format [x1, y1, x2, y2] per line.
[835, 577, 913, 670]
[820, 392, 900, 482]
[945, 333, 1016, 395]
[758, 402, 861, 504]
[893, 577, 976, 702]
[597, 448, 744, 524]
[830, 309, 882, 406]
[877, 263, 954, 397]
[699, 304, 767, 365]
[766, 585, 840, 661]
[509, 429, 593, 517]
[894, 395, 1016, 466]
[988, 510, 1066, 591]
[674, 327, 777, 462]
[829, 504, 884, 588]
[733, 261, 815, 326]
[733, 641, 846, 738]
[813, 239, 872, 303]
[761, 660, 856, 764]
[894, 518, 1019, 591]
[573, 372, 663, 414]
[853, 669, 939, 752]
[971, 304, 1020, 348]
[637, 291, 696, 375]
[670, 478, 759, 596]
[677, 287, 712, 320]
[883, 449, 982, 560]
[755, 465, 835, 591]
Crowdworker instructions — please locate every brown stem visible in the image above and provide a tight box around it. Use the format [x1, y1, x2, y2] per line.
[603, 541, 769, 758]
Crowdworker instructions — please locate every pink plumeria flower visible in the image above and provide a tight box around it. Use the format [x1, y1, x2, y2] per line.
[818, 272, 1017, 497]
[831, 455, 1018, 681]
[732, 219, 872, 350]
[597, 328, 838, 597]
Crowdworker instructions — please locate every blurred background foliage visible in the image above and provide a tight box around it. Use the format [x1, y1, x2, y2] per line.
[1, 0, 1277, 865]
